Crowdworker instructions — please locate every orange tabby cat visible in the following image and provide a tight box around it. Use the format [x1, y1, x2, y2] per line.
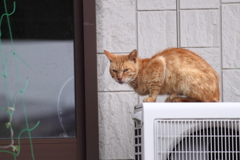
[104, 48, 220, 102]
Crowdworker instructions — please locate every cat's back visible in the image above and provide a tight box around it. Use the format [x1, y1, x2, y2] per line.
[152, 48, 216, 74]
[152, 48, 204, 62]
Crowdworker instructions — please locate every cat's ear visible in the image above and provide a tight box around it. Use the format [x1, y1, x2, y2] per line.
[104, 50, 115, 62]
[128, 49, 138, 63]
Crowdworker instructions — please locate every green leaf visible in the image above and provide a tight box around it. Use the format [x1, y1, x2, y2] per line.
[5, 122, 10, 129]
[13, 145, 19, 152]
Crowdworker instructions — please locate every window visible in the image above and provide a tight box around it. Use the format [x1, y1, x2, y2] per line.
[0, 0, 98, 159]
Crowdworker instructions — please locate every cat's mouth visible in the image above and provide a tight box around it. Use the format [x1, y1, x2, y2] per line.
[117, 79, 124, 84]
[118, 81, 124, 84]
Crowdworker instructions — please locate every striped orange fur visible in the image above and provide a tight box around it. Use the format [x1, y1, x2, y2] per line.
[104, 48, 220, 102]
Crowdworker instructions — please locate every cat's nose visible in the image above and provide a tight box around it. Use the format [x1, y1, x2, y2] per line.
[117, 78, 124, 84]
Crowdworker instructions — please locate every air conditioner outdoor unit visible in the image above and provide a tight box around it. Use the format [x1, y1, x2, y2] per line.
[132, 103, 240, 160]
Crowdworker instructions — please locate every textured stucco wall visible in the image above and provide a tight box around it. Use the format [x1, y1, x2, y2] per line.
[96, 0, 240, 159]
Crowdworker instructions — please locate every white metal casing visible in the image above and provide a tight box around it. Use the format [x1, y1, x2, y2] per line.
[132, 103, 240, 160]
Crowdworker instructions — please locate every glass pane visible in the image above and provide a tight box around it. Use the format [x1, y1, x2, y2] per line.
[0, 0, 75, 139]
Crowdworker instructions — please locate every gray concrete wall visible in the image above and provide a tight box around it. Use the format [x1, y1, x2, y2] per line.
[96, 0, 240, 159]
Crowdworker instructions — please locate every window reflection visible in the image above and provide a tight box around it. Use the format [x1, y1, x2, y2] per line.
[0, 0, 75, 139]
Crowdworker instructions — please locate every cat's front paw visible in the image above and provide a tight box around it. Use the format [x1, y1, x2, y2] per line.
[143, 97, 156, 102]
[165, 94, 178, 102]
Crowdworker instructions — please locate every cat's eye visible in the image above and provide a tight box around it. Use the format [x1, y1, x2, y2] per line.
[112, 70, 117, 73]
[123, 69, 129, 73]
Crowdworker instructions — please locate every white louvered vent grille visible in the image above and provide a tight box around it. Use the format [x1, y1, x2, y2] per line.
[155, 120, 240, 160]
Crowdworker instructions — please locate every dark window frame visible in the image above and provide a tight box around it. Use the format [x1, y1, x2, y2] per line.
[0, 0, 99, 159]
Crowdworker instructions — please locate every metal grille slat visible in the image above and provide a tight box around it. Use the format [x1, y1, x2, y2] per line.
[155, 120, 240, 160]
[134, 121, 142, 160]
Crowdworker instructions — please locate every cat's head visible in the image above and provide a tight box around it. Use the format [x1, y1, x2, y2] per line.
[104, 50, 139, 84]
